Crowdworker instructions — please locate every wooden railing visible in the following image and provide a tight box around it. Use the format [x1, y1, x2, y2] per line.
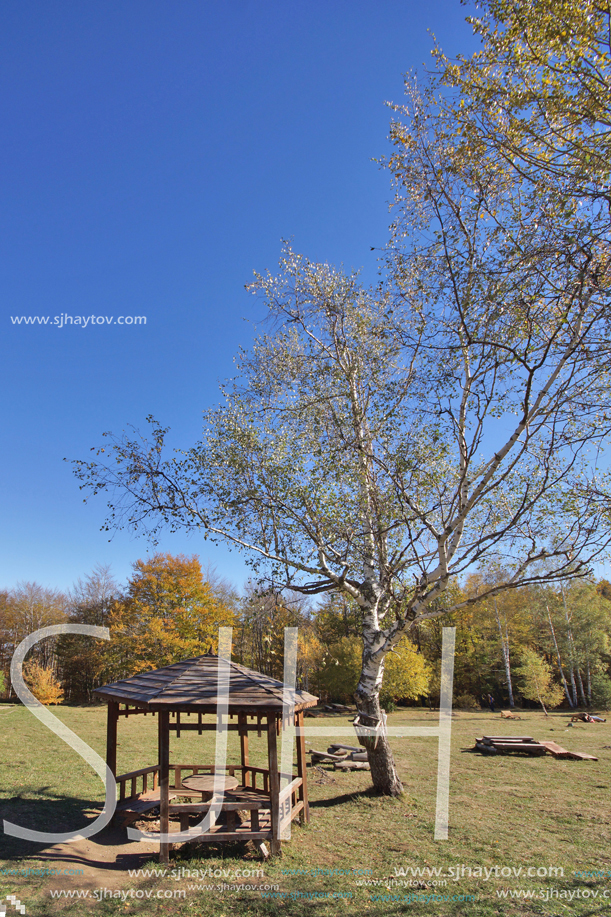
[115, 762, 303, 841]
[116, 765, 159, 802]
[279, 777, 303, 830]
[116, 762, 301, 814]
[241, 766, 271, 793]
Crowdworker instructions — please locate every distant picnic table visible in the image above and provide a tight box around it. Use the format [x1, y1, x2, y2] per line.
[474, 735, 597, 760]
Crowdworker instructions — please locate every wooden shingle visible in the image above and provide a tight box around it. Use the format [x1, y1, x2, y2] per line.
[94, 652, 318, 713]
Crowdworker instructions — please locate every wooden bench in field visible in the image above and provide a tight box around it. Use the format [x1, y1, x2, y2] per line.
[476, 735, 598, 760]
[475, 736, 547, 756]
[540, 740, 598, 761]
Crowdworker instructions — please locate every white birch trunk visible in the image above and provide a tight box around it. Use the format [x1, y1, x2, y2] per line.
[494, 599, 514, 707]
[569, 667, 578, 706]
[576, 668, 588, 706]
[355, 628, 403, 796]
[547, 605, 574, 708]
[586, 659, 592, 705]
[562, 586, 580, 707]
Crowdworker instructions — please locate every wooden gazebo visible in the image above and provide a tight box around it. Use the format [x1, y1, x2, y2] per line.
[95, 653, 318, 863]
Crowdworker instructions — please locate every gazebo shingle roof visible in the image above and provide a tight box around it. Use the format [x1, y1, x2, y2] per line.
[94, 653, 318, 713]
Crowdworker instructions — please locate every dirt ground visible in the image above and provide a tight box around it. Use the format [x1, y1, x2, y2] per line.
[31, 822, 163, 892]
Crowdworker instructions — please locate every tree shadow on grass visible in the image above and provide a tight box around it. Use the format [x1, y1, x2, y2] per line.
[308, 787, 388, 809]
[0, 791, 105, 860]
[0, 794, 165, 878]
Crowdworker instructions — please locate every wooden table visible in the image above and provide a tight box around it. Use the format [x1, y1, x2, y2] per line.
[180, 774, 239, 800]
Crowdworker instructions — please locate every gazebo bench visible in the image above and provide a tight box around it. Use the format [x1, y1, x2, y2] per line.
[169, 788, 270, 812]
[169, 789, 273, 835]
[169, 787, 271, 829]
[116, 789, 178, 827]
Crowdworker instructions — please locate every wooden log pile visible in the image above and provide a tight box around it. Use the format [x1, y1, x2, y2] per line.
[307, 743, 371, 770]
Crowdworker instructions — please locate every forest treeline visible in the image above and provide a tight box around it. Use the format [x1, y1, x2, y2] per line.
[1, 553, 610, 712]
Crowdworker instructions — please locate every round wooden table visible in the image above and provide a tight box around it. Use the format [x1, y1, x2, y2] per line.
[181, 774, 239, 800]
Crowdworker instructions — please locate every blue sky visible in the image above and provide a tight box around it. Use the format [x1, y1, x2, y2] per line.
[0, 1, 476, 594]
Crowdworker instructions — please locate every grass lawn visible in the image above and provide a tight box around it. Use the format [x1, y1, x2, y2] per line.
[1, 703, 610, 915]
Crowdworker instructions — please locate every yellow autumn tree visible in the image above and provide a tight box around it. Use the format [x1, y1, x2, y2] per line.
[23, 661, 64, 705]
[319, 636, 430, 709]
[382, 639, 431, 709]
[515, 647, 564, 716]
[106, 553, 234, 678]
[298, 629, 325, 696]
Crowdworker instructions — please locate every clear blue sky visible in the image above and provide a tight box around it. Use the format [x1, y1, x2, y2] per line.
[0, 1, 476, 594]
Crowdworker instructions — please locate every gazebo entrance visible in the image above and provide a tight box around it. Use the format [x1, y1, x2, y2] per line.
[95, 653, 318, 863]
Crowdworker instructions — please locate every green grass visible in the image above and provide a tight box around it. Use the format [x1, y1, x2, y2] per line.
[1, 703, 610, 915]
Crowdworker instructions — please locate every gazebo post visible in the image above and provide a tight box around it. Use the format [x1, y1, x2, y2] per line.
[106, 700, 119, 779]
[158, 710, 170, 865]
[238, 712, 249, 787]
[295, 710, 309, 824]
[267, 714, 281, 855]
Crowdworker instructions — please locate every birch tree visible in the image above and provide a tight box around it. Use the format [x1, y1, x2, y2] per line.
[515, 647, 564, 715]
[558, 581, 611, 705]
[544, 598, 574, 707]
[464, 571, 534, 707]
[74, 234, 611, 793]
[72, 0, 611, 795]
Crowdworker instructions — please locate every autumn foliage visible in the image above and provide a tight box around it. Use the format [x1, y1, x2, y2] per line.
[105, 553, 235, 679]
[23, 661, 64, 705]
